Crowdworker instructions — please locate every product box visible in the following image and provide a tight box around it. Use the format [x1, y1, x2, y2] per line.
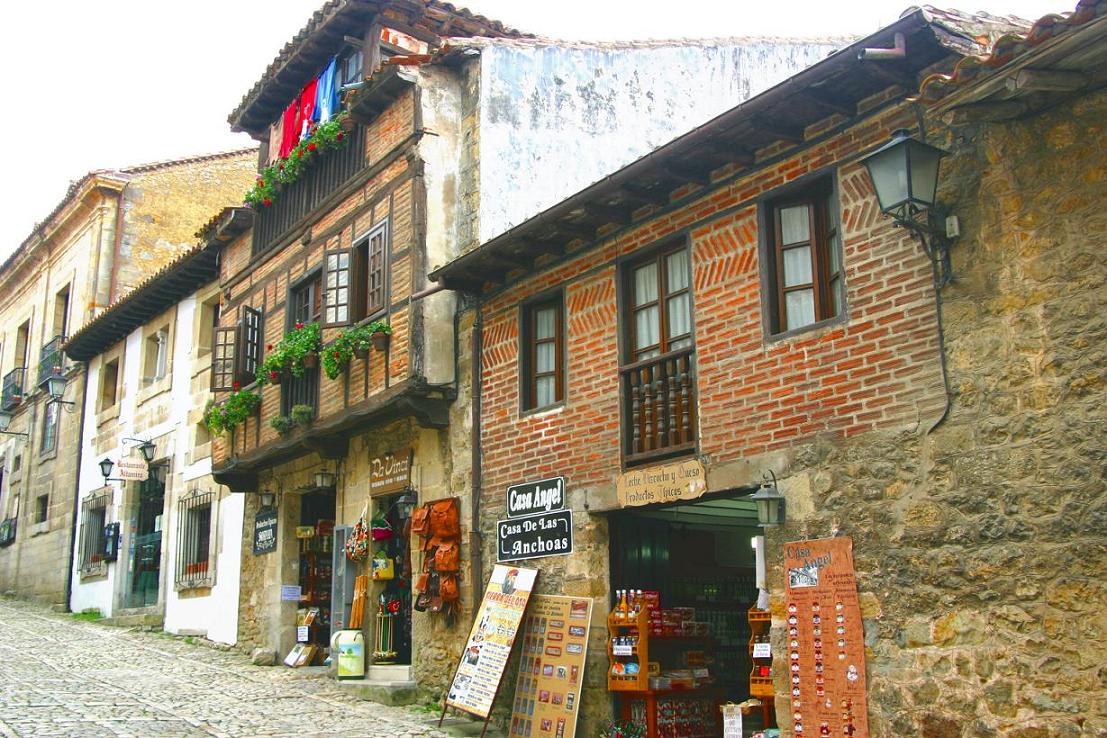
[672, 607, 695, 621]
[641, 590, 661, 612]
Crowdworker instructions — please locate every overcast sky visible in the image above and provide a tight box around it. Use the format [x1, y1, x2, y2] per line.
[0, 0, 1068, 259]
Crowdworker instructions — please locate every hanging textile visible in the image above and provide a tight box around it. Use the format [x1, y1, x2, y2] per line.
[279, 99, 299, 159]
[314, 57, 340, 124]
[267, 117, 284, 165]
[298, 79, 318, 140]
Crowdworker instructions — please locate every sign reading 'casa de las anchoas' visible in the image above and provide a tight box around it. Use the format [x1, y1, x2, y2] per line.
[498, 476, 572, 562]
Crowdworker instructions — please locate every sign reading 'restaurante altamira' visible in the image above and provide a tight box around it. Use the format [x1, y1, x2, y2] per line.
[615, 458, 706, 507]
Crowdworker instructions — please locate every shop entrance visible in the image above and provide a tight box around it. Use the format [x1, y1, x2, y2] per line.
[127, 471, 165, 609]
[298, 491, 336, 649]
[608, 491, 771, 737]
[372, 491, 412, 665]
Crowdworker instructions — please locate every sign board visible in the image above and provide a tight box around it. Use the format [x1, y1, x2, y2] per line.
[497, 510, 573, 563]
[508, 595, 593, 738]
[446, 565, 538, 719]
[507, 477, 565, 518]
[370, 448, 412, 495]
[280, 584, 302, 602]
[296, 625, 310, 642]
[116, 457, 150, 482]
[752, 642, 772, 659]
[784, 536, 870, 738]
[616, 458, 706, 508]
[253, 508, 278, 555]
[722, 703, 743, 738]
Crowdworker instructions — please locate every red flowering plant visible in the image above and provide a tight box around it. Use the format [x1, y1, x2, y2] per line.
[203, 389, 261, 435]
[256, 322, 321, 383]
[320, 324, 375, 380]
[243, 112, 352, 209]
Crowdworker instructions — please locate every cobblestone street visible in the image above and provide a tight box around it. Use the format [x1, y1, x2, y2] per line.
[0, 599, 459, 738]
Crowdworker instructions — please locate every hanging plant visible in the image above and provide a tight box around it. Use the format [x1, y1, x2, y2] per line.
[321, 324, 376, 380]
[257, 322, 321, 383]
[367, 319, 392, 352]
[204, 388, 261, 435]
[269, 415, 293, 435]
[244, 113, 352, 209]
[291, 404, 314, 426]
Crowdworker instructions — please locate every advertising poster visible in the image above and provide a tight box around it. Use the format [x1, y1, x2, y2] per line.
[508, 595, 593, 738]
[783, 537, 870, 738]
[446, 565, 539, 719]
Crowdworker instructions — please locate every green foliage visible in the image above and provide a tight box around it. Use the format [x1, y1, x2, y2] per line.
[269, 415, 293, 435]
[204, 390, 261, 435]
[257, 322, 321, 383]
[291, 404, 314, 425]
[366, 319, 392, 335]
[70, 610, 103, 623]
[244, 113, 352, 209]
[321, 324, 376, 380]
[599, 721, 647, 738]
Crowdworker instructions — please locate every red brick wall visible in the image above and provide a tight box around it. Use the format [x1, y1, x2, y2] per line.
[479, 102, 945, 500]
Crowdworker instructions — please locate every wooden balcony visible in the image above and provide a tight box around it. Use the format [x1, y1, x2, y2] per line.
[251, 125, 367, 258]
[1, 368, 25, 411]
[621, 348, 697, 464]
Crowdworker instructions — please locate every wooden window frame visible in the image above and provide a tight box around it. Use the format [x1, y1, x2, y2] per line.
[521, 295, 565, 412]
[360, 220, 389, 321]
[211, 327, 238, 391]
[283, 274, 322, 416]
[766, 178, 842, 335]
[238, 306, 263, 385]
[621, 242, 694, 365]
[322, 247, 353, 328]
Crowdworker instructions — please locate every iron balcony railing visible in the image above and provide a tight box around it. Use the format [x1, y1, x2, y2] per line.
[37, 334, 66, 387]
[1, 368, 25, 411]
[621, 347, 697, 464]
[252, 126, 367, 258]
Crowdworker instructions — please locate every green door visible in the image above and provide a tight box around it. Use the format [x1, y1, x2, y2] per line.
[128, 473, 165, 608]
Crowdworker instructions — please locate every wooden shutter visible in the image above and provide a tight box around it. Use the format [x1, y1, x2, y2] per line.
[365, 222, 388, 317]
[239, 307, 263, 383]
[211, 327, 238, 391]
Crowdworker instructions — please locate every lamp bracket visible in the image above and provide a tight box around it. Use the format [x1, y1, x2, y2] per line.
[893, 207, 954, 287]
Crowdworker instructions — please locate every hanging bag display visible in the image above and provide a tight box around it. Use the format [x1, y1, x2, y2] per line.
[434, 540, 460, 573]
[345, 500, 371, 562]
[428, 498, 460, 538]
[370, 514, 393, 541]
[371, 549, 395, 581]
[411, 504, 431, 537]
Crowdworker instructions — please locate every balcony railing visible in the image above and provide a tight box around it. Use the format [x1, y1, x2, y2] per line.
[1, 368, 25, 411]
[621, 348, 697, 464]
[37, 334, 66, 387]
[252, 126, 367, 257]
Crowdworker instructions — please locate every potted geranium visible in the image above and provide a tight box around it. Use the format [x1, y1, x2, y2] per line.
[257, 322, 321, 383]
[367, 320, 392, 352]
[204, 387, 261, 435]
[321, 324, 376, 379]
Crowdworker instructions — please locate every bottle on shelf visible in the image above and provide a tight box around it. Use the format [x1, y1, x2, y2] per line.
[619, 589, 630, 619]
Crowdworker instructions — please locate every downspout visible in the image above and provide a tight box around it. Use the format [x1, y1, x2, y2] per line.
[469, 301, 484, 605]
[106, 184, 127, 306]
[63, 364, 91, 612]
[857, 32, 906, 61]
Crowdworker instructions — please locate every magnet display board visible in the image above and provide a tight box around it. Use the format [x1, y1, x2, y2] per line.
[783, 536, 870, 738]
[507, 595, 593, 738]
[446, 565, 539, 720]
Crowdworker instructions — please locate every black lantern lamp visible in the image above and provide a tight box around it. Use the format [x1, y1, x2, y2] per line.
[0, 409, 27, 437]
[122, 438, 157, 463]
[393, 490, 418, 520]
[313, 467, 337, 489]
[44, 373, 76, 412]
[259, 490, 277, 508]
[860, 129, 954, 284]
[99, 457, 127, 483]
[750, 471, 786, 528]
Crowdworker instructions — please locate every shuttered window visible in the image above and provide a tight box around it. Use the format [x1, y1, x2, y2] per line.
[240, 307, 263, 383]
[364, 222, 388, 318]
[323, 249, 351, 326]
[211, 327, 238, 391]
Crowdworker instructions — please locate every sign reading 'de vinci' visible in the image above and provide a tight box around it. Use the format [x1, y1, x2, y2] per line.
[370, 448, 412, 495]
[616, 458, 707, 507]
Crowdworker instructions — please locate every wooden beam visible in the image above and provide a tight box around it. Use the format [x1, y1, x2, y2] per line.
[552, 222, 595, 243]
[804, 89, 856, 116]
[618, 186, 670, 207]
[1006, 68, 1087, 93]
[582, 203, 632, 225]
[753, 117, 806, 145]
[524, 239, 565, 258]
[859, 61, 915, 91]
[661, 162, 711, 186]
[947, 100, 1029, 124]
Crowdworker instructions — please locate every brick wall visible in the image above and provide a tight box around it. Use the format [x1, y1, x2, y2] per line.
[478, 100, 946, 509]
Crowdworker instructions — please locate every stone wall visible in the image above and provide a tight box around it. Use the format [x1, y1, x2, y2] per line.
[761, 87, 1107, 737]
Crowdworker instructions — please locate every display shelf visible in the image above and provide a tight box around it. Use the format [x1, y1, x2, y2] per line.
[621, 686, 722, 738]
[608, 609, 650, 692]
[747, 607, 775, 729]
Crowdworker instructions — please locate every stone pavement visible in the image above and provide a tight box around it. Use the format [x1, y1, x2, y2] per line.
[0, 598, 477, 738]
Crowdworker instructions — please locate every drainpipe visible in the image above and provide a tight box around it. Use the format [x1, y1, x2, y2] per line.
[106, 183, 127, 305]
[63, 364, 91, 612]
[469, 302, 484, 605]
[857, 32, 906, 61]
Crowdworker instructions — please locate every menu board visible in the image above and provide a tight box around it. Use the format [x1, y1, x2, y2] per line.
[784, 537, 870, 738]
[446, 565, 539, 719]
[508, 595, 593, 738]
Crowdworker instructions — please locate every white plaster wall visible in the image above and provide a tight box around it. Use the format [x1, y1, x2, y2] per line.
[477, 39, 849, 242]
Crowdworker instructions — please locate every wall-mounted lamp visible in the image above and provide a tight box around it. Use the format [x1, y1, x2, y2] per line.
[750, 471, 786, 527]
[122, 438, 157, 463]
[99, 457, 125, 483]
[860, 129, 954, 285]
[313, 468, 337, 489]
[259, 490, 277, 508]
[0, 410, 27, 437]
[45, 374, 77, 411]
[392, 489, 418, 520]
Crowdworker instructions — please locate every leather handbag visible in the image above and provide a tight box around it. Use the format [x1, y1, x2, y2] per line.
[434, 541, 460, 573]
[429, 498, 460, 538]
[411, 504, 431, 536]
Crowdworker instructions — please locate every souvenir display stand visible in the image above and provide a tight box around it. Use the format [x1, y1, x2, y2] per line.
[609, 605, 721, 738]
[747, 608, 775, 727]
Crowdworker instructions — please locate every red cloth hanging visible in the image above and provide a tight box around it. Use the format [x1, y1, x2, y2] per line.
[279, 99, 299, 159]
[298, 80, 318, 140]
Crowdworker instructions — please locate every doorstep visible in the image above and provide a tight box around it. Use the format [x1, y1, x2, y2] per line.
[335, 664, 417, 706]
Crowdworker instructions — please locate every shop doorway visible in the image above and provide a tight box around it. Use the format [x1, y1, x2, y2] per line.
[127, 471, 165, 608]
[298, 491, 336, 648]
[609, 491, 767, 735]
[372, 491, 412, 665]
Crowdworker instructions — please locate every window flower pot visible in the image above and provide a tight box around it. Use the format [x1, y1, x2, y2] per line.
[371, 333, 390, 352]
[269, 371, 282, 385]
[301, 351, 318, 369]
[353, 344, 370, 360]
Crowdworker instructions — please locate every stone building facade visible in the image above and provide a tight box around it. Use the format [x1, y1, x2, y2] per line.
[0, 150, 256, 605]
[430, 7, 1106, 736]
[211, 0, 845, 704]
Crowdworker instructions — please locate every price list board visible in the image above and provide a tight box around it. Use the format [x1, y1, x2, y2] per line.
[508, 595, 593, 738]
[783, 537, 870, 738]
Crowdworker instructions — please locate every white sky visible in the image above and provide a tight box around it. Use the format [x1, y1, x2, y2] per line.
[0, 0, 1070, 259]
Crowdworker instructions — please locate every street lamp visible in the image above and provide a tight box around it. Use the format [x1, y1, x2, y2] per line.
[259, 490, 277, 508]
[0, 409, 26, 437]
[313, 468, 336, 489]
[123, 438, 158, 462]
[860, 129, 955, 284]
[750, 471, 786, 527]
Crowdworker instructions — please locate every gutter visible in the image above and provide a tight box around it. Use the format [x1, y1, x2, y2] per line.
[469, 302, 484, 605]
